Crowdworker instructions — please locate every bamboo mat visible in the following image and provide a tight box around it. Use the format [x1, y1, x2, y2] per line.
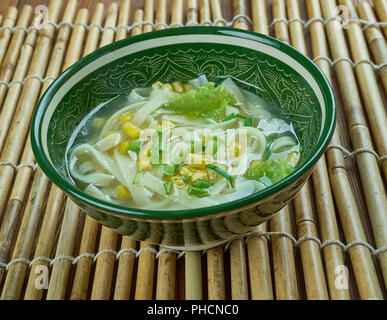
[0, 0, 386, 300]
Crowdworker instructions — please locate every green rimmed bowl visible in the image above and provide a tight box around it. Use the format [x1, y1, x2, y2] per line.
[31, 27, 335, 250]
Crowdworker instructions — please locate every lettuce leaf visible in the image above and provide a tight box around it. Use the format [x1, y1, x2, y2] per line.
[163, 82, 236, 120]
[244, 158, 295, 184]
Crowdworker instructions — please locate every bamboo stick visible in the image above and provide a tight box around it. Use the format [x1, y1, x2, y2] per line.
[0, 166, 50, 299]
[113, 238, 136, 300]
[322, 0, 387, 290]
[270, 209, 299, 300]
[144, 0, 155, 33]
[185, 251, 202, 300]
[0, 5, 33, 108]
[156, 251, 177, 300]
[287, 0, 329, 300]
[233, 0, 249, 30]
[187, 0, 199, 25]
[200, 0, 211, 25]
[319, 0, 384, 299]
[86, 3, 120, 301]
[357, 1, 387, 95]
[230, 239, 249, 300]
[272, 0, 290, 44]
[23, 9, 89, 301]
[46, 199, 80, 300]
[132, 9, 144, 35]
[207, 246, 226, 299]
[155, 0, 167, 30]
[251, 0, 269, 35]
[171, 0, 184, 27]
[134, 242, 156, 299]
[338, 0, 387, 182]
[210, 0, 226, 26]
[115, 0, 131, 41]
[0, 0, 64, 298]
[306, 3, 352, 300]
[0, 12, 41, 156]
[68, 3, 106, 301]
[374, 0, 387, 39]
[0, 7, 18, 68]
[269, 2, 299, 301]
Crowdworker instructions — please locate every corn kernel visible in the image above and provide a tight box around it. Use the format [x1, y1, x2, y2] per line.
[192, 170, 208, 182]
[179, 165, 196, 177]
[172, 81, 184, 93]
[170, 175, 185, 187]
[162, 83, 173, 91]
[152, 81, 163, 90]
[120, 112, 134, 123]
[123, 122, 141, 139]
[288, 152, 300, 167]
[183, 84, 193, 92]
[116, 185, 131, 199]
[250, 160, 260, 169]
[119, 141, 131, 155]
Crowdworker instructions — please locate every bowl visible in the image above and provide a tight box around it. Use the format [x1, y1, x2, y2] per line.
[31, 27, 336, 250]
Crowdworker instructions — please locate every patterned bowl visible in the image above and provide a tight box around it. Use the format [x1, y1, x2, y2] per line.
[31, 27, 336, 250]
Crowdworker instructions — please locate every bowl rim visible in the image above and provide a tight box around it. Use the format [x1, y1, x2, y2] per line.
[31, 26, 336, 221]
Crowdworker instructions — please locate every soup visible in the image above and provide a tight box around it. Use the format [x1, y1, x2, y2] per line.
[67, 76, 301, 210]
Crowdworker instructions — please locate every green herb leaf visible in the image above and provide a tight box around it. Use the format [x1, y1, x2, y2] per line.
[244, 158, 295, 184]
[163, 82, 236, 120]
[205, 164, 235, 188]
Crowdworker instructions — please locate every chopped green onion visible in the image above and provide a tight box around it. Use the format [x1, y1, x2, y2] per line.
[163, 164, 179, 176]
[132, 172, 144, 185]
[264, 135, 275, 160]
[222, 113, 253, 126]
[127, 140, 142, 152]
[192, 179, 212, 189]
[205, 164, 235, 188]
[163, 181, 173, 195]
[188, 187, 209, 197]
[183, 176, 192, 183]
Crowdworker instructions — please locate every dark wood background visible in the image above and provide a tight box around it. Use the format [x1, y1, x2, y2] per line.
[0, 0, 240, 21]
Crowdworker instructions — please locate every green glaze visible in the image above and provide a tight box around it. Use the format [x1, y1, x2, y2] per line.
[31, 27, 336, 249]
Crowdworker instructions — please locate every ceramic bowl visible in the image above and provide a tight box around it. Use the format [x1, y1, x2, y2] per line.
[31, 27, 336, 250]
